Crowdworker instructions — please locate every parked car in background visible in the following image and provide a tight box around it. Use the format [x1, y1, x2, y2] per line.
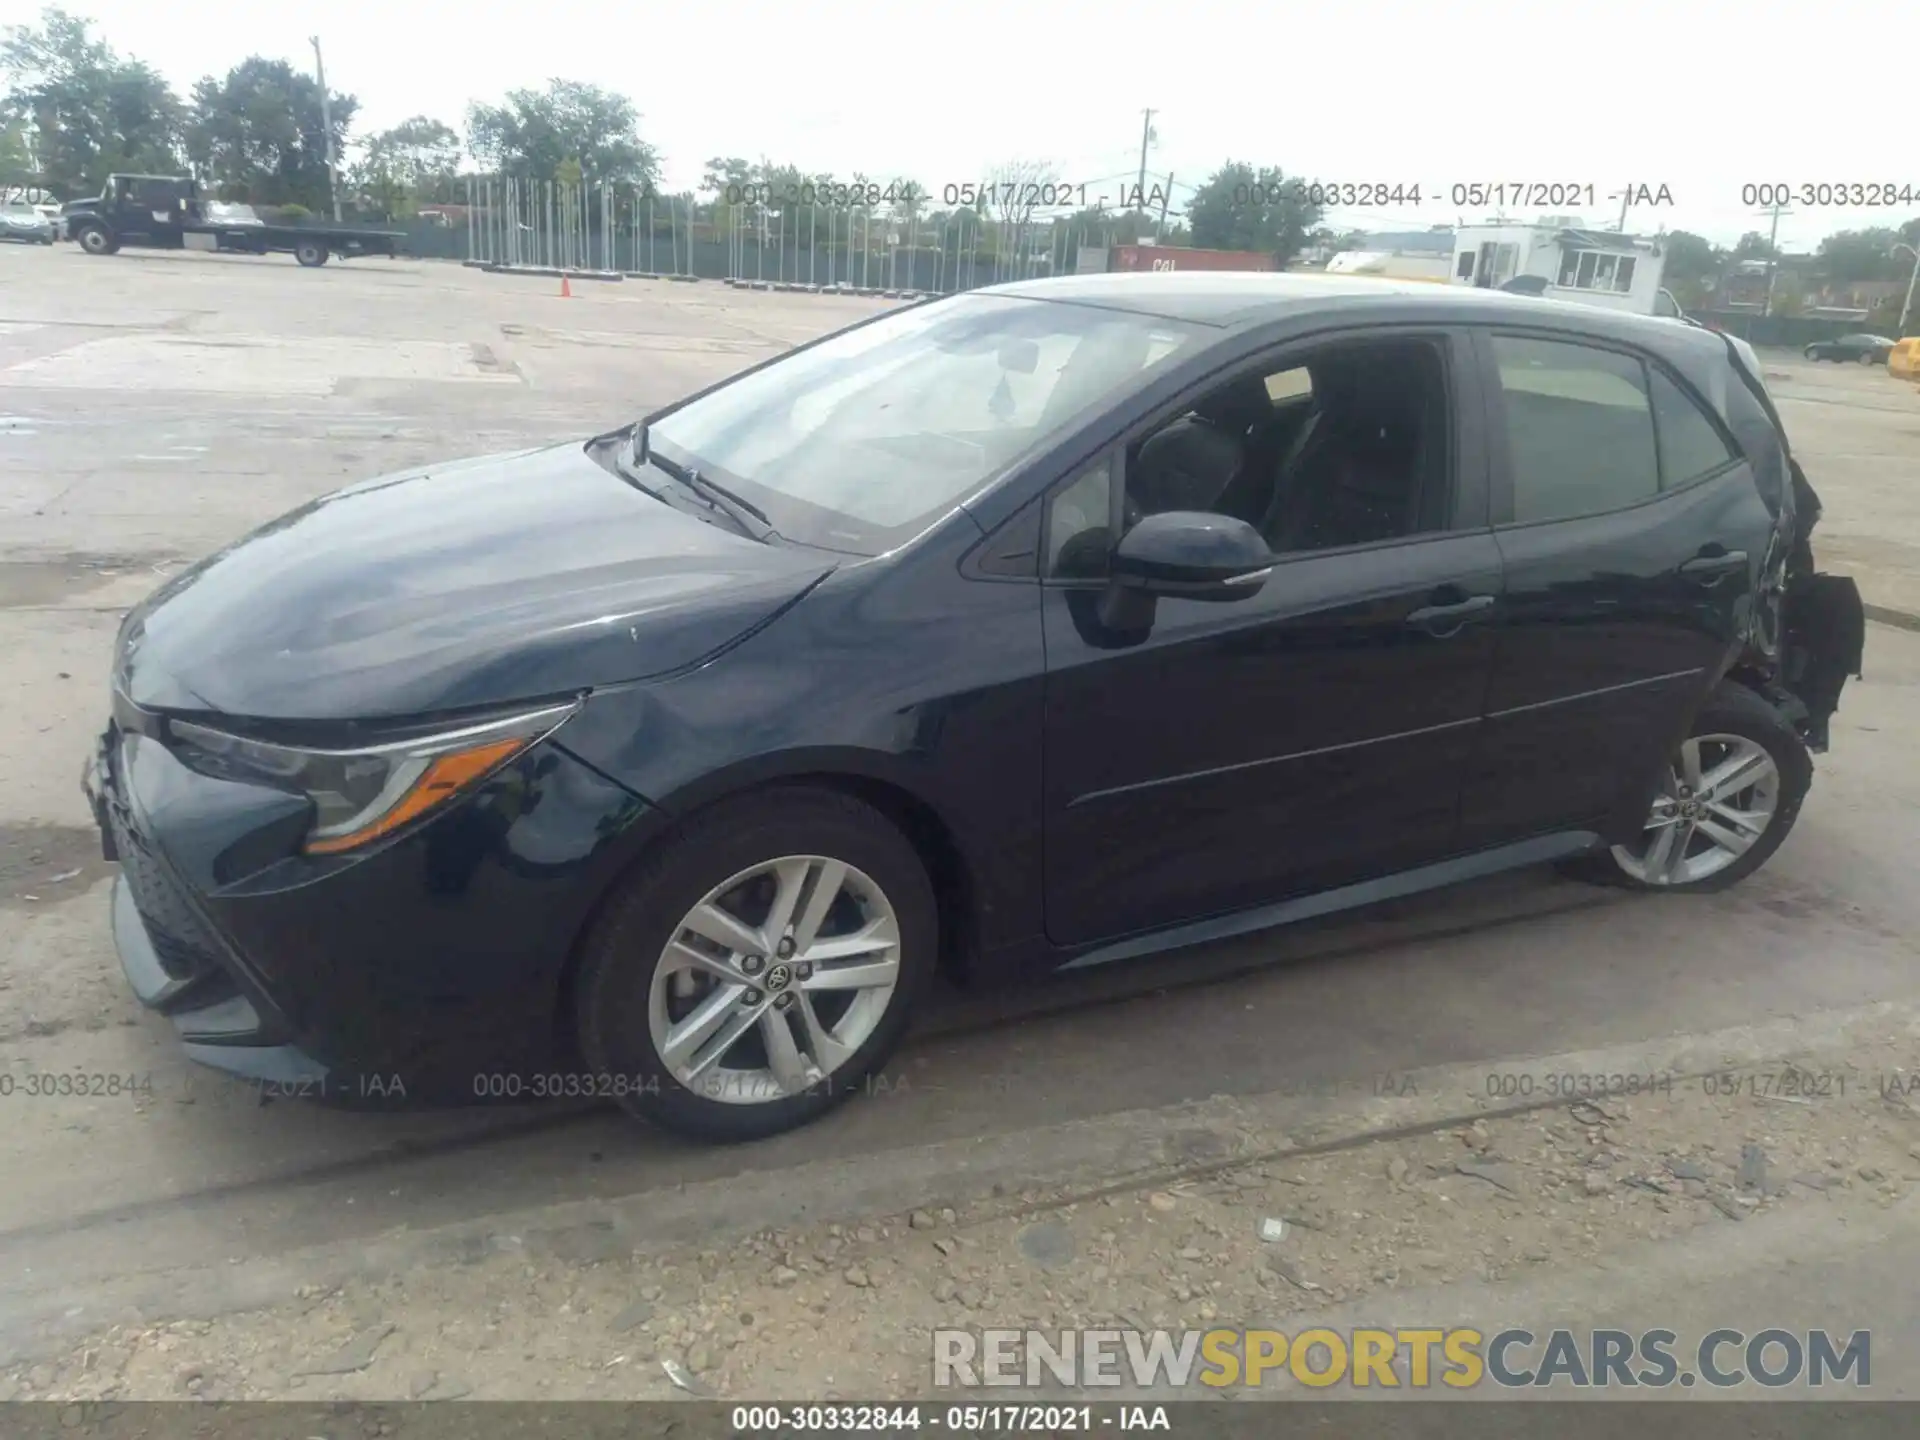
[0, 201, 56, 244]
[83, 274, 1865, 1142]
[1804, 334, 1896, 365]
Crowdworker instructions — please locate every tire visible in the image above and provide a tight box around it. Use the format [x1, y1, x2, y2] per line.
[294, 239, 329, 267]
[1567, 681, 1812, 893]
[574, 785, 938, 1142]
[75, 224, 118, 256]
[1804, 346, 1820, 360]
[1858, 351, 1877, 366]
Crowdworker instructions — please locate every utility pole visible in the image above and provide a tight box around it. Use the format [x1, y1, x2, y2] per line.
[1894, 243, 1920, 339]
[1135, 109, 1156, 219]
[1615, 187, 1630, 232]
[1758, 200, 1792, 318]
[309, 36, 342, 222]
[1158, 173, 1173, 242]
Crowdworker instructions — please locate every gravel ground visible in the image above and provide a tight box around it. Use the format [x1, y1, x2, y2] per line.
[10, 1023, 1920, 1404]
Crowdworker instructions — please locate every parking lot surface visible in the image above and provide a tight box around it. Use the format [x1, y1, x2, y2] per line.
[3, 247, 1918, 1390]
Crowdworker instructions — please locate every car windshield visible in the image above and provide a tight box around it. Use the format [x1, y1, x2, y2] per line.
[642, 293, 1206, 555]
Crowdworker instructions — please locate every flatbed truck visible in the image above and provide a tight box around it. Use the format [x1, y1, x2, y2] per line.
[59, 174, 404, 267]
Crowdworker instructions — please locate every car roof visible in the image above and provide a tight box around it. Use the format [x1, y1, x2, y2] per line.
[981, 270, 1677, 334]
[978, 270, 1733, 368]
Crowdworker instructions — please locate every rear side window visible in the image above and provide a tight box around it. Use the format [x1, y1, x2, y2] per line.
[1648, 367, 1738, 485]
[1491, 336, 1659, 524]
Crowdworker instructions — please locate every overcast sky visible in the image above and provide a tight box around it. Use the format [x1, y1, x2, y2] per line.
[49, 0, 1920, 253]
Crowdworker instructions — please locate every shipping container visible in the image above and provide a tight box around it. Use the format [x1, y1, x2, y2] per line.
[1108, 244, 1275, 273]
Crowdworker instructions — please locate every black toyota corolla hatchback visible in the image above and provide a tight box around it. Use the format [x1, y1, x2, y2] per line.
[85, 273, 1866, 1141]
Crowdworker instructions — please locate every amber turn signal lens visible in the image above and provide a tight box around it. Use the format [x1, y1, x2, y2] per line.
[304, 736, 528, 855]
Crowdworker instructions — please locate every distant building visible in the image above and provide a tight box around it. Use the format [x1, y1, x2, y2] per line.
[1350, 227, 1457, 257]
[1323, 250, 1452, 282]
[1711, 257, 1903, 321]
[1449, 221, 1668, 315]
[1305, 224, 1455, 281]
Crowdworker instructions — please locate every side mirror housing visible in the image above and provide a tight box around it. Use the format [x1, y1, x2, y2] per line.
[1098, 511, 1274, 630]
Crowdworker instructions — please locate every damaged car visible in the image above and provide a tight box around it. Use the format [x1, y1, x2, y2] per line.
[84, 273, 1865, 1141]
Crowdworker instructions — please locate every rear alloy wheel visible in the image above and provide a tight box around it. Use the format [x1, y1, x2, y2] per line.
[294, 239, 329, 267]
[575, 787, 936, 1141]
[1600, 684, 1811, 892]
[1858, 351, 1878, 366]
[1804, 345, 1821, 360]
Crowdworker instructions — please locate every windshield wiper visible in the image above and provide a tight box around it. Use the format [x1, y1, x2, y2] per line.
[599, 427, 673, 505]
[639, 432, 777, 540]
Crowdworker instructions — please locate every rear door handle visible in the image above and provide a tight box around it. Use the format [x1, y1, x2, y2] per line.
[1679, 550, 1747, 583]
[1407, 594, 1496, 636]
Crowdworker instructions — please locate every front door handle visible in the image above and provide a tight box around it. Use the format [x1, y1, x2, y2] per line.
[1679, 549, 1748, 584]
[1407, 594, 1496, 637]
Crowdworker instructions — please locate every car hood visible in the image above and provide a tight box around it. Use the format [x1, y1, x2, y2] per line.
[118, 442, 837, 721]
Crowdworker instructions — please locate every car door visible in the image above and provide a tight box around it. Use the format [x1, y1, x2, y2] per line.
[1040, 327, 1503, 949]
[1457, 328, 1779, 849]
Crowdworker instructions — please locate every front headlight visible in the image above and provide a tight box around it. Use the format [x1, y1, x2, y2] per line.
[169, 700, 579, 855]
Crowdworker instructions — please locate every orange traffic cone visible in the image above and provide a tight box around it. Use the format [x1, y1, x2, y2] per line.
[559, 273, 572, 298]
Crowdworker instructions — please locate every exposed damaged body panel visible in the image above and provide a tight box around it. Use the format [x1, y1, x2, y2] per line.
[1714, 332, 1867, 751]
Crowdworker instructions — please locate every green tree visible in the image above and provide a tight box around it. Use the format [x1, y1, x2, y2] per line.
[353, 114, 460, 214]
[1, 7, 182, 196]
[1731, 231, 1777, 262]
[0, 116, 32, 182]
[1660, 229, 1723, 307]
[466, 80, 657, 188]
[185, 56, 356, 208]
[1186, 162, 1322, 265]
[1816, 227, 1906, 284]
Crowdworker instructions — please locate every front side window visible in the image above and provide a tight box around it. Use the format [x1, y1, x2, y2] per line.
[1045, 456, 1116, 579]
[1113, 336, 1453, 558]
[1491, 336, 1659, 524]
[644, 295, 1206, 555]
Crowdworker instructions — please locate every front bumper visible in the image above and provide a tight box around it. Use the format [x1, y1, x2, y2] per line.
[87, 714, 655, 1103]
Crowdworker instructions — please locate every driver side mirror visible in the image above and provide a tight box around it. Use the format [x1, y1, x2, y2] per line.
[1097, 511, 1275, 631]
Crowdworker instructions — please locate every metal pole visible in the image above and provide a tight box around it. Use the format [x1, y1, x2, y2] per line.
[1896, 244, 1920, 338]
[1761, 201, 1791, 319]
[308, 36, 343, 222]
[1135, 108, 1156, 217]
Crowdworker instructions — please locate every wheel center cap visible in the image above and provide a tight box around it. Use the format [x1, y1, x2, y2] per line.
[764, 963, 794, 993]
[1680, 799, 1701, 818]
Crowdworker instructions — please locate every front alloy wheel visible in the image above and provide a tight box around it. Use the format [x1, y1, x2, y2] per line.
[1612, 734, 1779, 885]
[650, 855, 901, 1103]
[1590, 682, 1812, 893]
[575, 786, 936, 1141]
